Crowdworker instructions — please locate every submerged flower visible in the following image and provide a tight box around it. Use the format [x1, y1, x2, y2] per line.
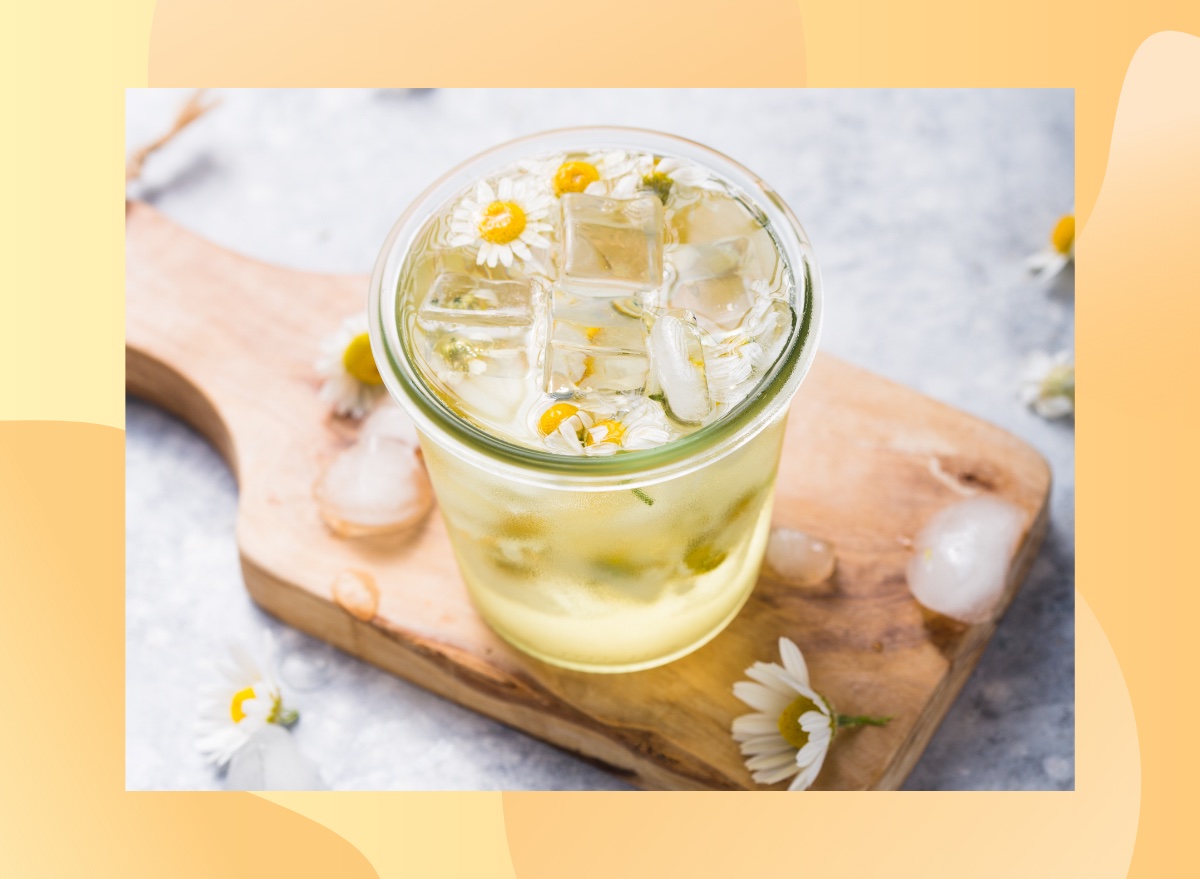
[1027, 212, 1075, 279]
[1020, 350, 1075, 419]
[317, 314, 385, 419]
[197, 632, 298, 768]
[450, 177, 553, 268]
[732, 637, 889, 790]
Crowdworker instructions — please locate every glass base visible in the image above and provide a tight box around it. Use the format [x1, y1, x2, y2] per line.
[476, 574, 759, 673]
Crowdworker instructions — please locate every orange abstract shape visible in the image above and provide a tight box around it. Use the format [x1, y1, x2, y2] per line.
[0, 422, 378, 878]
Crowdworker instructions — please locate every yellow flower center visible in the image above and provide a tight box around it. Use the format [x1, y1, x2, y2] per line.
[342, 332, 383, 385]
[231, 686, 283, 725]
[553, 161, 600, 196]
[778, 694, 822, 750]
[435, 334, 479, 371]
[538, 402, 579, 436]
[588, 418, 625, 446]
[1051, 214, 1075, 255]
[641, 171, 673, 204]
[479, 200, 527, 245]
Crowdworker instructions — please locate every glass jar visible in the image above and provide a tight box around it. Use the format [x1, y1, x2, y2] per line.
[369, 127, 822, 672]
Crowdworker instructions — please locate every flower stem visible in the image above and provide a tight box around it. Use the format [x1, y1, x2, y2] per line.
[836, 714, 892, 729]
[277, 707, 300, 729]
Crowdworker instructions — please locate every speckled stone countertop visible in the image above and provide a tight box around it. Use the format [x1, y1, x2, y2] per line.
[125, 88, 1075, 791]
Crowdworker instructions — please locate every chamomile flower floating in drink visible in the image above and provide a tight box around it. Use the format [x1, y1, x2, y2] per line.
[449, 176, 553, 269]
[196, 632, 298, 768]
[732, 638, 889, 790]
[316, 313, 385, 418]
[533, 396, 673, 457]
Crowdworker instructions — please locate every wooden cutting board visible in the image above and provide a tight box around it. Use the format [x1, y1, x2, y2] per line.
[125, 200, 1051, 790]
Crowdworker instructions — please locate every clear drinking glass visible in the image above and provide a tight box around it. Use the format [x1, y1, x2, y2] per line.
[369, 128, 822, 672]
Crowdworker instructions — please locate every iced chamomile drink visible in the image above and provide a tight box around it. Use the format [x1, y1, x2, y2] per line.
[370, 129, 820, 672]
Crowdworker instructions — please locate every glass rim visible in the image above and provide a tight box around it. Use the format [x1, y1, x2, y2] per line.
[368, 126, 823, 486]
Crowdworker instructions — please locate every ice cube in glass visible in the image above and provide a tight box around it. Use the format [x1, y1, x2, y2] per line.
[667, 237, 765, 331]
[419, 272, 535, 327]
[560, 193, 664, 292]
[647, 310, 714, 424]
[544, 288, 649, 396]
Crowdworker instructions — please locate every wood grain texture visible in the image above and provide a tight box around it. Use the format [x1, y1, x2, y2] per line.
[125, 200, 1051, 790]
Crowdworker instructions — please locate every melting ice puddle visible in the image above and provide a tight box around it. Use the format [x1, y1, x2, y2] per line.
[314, 399, 433, 538]
[765, 527, 837, 586]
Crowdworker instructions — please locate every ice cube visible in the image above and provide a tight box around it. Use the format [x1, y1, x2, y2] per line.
[667, 237, 761, 331]
[420, 329, 529, 379]
[560, 193, 664, 291]
[647, 311, 713, 424]
[670, 194, 758, 243]
[419, 272, 534, 327]
[415, 271, 538, 395]
[543, 287, 650, 396]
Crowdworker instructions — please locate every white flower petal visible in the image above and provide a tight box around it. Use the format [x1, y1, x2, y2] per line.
[746, 751, 799, 772]
[733, 681, 791, 715]
[731, 713, 778, 737]
[778, 638, 810, 685]
[738, 736, 793, 756]
[752, 763, 801, 785]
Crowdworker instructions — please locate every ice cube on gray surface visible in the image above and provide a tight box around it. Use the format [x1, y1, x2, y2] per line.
[667, 237, 762, 331]
[419, 272, 534, 327]
[560, 193, 664, 291]
[647, 311, 713, 424]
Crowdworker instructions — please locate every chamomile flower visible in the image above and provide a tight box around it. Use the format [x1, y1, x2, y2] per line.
[732, 637, 889, 790]
[703, 291, 792, 406]
[1027, 211, 1075, 279]
[317, 313, 385, 419]
[650, 156, 721, 201]
[584, 398, 674, 455]
[196, 632, 298, 768]
[1020, 350, 1074, 419]
[534, 397, 674, 456]
[535, 400, 594, 455]
[450, 177, 553, 269]
[580, 150, 655, 198]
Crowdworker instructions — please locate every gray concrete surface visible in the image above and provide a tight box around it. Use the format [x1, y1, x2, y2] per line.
[125, 88, 1074, 790]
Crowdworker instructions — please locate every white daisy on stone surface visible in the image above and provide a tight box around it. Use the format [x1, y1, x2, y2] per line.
[1020, 349, 1075, 419]
[732, 637, 889, 791]
[316, 313, 385, 419]
[450, 176, 553, 269]
[1027, 211, 1075, 279]
[196, 632, 298, 769]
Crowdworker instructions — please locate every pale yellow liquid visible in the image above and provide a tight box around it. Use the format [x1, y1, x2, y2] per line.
[420, 415, 788, 671]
